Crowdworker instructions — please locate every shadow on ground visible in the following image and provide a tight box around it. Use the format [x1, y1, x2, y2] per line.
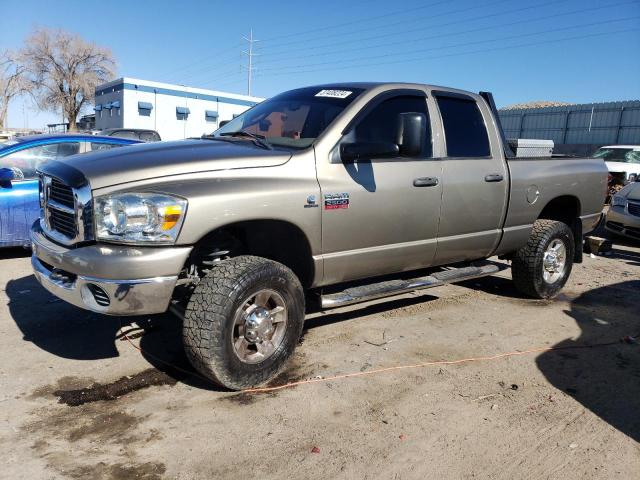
[7, 272, 441, 393]
[6, 273, 216, 391]
[596, 224, 640, 267]
[536, 280, 640, 442]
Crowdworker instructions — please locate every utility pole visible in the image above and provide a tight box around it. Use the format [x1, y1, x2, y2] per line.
[242, 29, 259, 96]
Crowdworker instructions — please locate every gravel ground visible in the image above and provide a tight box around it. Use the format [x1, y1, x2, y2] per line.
[0, 232, 638, 480]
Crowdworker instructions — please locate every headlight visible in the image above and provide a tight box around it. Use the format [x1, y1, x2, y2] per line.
[94, 193, 187, 244]
[611, 195, 626, 208]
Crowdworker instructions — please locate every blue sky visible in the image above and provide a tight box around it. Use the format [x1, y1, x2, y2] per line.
[2, 0, 639, 129]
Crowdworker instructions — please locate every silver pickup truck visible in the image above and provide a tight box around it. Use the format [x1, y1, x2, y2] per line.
[31, 83, 607, 389]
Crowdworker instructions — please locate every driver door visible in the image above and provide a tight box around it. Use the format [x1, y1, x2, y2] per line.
[316, 91, 443, 285]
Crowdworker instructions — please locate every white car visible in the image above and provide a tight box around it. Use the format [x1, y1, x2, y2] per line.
[592, 145, 640, 194]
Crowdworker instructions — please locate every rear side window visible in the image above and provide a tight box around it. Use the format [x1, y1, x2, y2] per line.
[436, 95, 490, 157]
[90, 142, 121, 151]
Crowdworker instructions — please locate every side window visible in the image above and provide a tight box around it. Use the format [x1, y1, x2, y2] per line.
[0, 144, 59, 179]
[351, 95, 432, 157]
[436, 95, 490, 157]
[139, 131, 160, 142]
[111, 130, 138, 140]
[55, 142, 81, 157]
[90, 142, 121, 151]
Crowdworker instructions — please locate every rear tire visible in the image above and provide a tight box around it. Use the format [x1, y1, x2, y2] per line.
[183, 255, 305, 390]
[512, 219, 574, 299]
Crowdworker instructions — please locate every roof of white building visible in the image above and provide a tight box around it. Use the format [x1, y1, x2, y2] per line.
[95, 77, 264, 106]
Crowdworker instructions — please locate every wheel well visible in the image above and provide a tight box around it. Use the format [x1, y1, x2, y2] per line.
[191, 220, 315, 288]
[537, 195, 583, 263]
[538, 195, 581, 225]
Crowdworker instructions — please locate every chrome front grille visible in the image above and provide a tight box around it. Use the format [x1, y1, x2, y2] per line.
[628, 201, 640, 217]
[40, 174, 93, 246]
[49, 178, 75, 208]
[49, 207, 77, 238]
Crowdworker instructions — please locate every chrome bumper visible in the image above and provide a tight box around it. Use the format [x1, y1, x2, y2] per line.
[30, 222, 189, 315]
[32, 254, 178, 315]
[605, 205, 640, 240]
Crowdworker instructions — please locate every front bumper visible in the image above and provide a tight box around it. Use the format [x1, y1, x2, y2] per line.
[31, 222, 192, 315]
[605, 205, 640, 240]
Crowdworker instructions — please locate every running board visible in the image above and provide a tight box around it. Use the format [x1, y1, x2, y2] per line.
[320, 263, 502, 309]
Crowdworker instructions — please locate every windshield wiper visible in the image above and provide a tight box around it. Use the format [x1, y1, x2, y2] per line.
[218, 131, 273, 150]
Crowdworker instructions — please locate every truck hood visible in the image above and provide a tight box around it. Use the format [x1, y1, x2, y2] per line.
[605, 161, 640, 175]
[61, 139, 292, 189]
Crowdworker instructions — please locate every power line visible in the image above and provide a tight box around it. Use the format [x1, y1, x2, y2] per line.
[259, 0, 628, 63]
[164, 52, 244, 85]
[169, 0, 510, 83]
[254, 28, 638, 78]
[258, 2, 635, 70]
[263, 0, 516, 53]
[261, 0, 454, 44]
[198, 72, 246, 92]
[255, 16, 639, 74]
[169, 0, 512, 85]
[155, 43, 243, 83]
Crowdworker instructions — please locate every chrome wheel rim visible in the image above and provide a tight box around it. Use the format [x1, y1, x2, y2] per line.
[542, 239, 567, 284]
[232, 289, 287, 364]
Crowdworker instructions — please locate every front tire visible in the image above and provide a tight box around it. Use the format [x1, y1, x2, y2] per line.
[183, 256, 305, 390]
[512, 219, 574, 299]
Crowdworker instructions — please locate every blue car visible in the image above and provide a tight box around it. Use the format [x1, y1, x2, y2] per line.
[0, 134, 141, 248]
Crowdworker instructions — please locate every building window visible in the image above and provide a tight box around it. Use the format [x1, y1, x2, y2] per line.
[111, 101, 121, 116]
[176, 106, 190, 120]
[138, 101, 153, 117]
[205, 110, 218, 122]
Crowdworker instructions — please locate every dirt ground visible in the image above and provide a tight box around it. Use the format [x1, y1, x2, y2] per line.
[0, 231, 638, 480]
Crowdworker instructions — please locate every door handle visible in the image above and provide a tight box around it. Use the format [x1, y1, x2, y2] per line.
[413, 177, 439, 187]
[484, 174, 504, 182]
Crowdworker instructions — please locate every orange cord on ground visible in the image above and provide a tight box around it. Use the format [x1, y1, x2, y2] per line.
[117, 318, 636, 395]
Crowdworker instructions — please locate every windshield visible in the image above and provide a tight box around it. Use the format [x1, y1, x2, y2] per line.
[592, 148, 640, 164]
[213, 86, 364, 149]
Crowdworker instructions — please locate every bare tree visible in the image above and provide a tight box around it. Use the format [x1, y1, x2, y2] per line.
[0, 50, 28, 130]
[22, 28, 116, 131]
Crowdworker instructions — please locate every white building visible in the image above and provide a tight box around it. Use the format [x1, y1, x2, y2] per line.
[94, 77, 263, 140]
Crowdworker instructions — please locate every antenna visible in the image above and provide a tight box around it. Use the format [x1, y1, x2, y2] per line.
[242, 29, 259, 96]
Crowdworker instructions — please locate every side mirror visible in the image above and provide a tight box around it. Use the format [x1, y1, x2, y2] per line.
[0, 167, 15, 187]
[340, 142, 399, 162]
[628, 173, 638, 183]
[395, 112, 426, 157]
[219, 120, 230, 128]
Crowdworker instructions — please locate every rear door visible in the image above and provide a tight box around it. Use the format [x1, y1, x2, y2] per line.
[430, 92, 508, 264]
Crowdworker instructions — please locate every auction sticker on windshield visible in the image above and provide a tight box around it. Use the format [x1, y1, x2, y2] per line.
[315, 90, 352, 99]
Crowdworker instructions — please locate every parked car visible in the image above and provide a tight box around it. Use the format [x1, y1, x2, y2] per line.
[605, 181, 640, 241]
[0, 134, 141, 248]
[592, 145, 640, 196]
[98, 128, 161, 142]
[31, 83, 607, 390]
